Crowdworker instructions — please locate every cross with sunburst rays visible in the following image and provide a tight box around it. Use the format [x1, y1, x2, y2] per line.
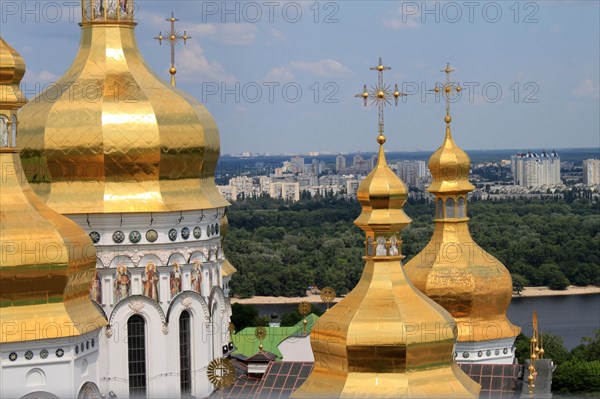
[155, 12, 191, 87]
[355, 58, 406, 137]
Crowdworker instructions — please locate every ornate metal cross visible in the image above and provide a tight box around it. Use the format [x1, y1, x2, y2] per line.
[355, 58, 406, 139]
[155, 12, 191, 87]
[434, 63, 462, 126]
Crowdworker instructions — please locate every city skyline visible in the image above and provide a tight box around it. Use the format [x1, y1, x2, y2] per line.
[2, 1, 599, 153]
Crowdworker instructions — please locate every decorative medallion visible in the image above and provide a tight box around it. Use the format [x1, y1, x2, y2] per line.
[129, 300, 145, 313]
[215, 224, 220, 235]
[75, 345, 79, 354]
[168, 228, 177, 241]
[86, 341, 90, 350]
[206, 226, 211, 237]
[129, 230, 142, 243]
[92, 339, 95, 348]
[112, 230, 125, 244]
[89, 231, 101, 244]
[25, 350, 34, 360]
[181, 227, 190, 240]
[193, 226, 202, 239]
[81, 343, 84, 352]
[9, 352, 17, 361]
[486, 350, 491, 357]
[182, 297, 193, 310]
[503, 348, 509, 354]
[207, 357, 236, 389]
[40, 349, 49, 359]
[298, 302, 311, 317]
[56, 348, 64, 358]
[211, 225, 216, 235]
[495, 349, 500, 356]
[477, 351, 483, 357]
[255, 326, 267, 341]
[146, 229, 158, 243]
[462, 352, 469, 359]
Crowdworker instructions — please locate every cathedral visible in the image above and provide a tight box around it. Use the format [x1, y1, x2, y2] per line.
[2, 1, 540, 399]
[1, 0, 235, 397]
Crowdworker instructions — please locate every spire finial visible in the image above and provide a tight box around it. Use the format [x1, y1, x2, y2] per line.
[433, 62, 461, 128]
[155, 12, 191, 86]
[355, 58, 406, 145]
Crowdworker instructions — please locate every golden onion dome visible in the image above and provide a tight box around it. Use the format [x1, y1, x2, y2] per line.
[0, 39, 106, 343]
[427, 126, 475, 194]
[354, 137, 411, 232]
[18, 3, 228, 214]
[0, 36, 27, 107]
[405, 106, 519, 343]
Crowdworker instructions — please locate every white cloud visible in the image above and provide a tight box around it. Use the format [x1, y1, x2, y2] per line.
[185, 23, 257, 45]
[268, 28, 287, 42]
[25, 70, 59, 84]
[382, 6, 421, 30]
[178, 43, 237, 84]
[262, 67, 295, 82]
[571, 79, 599, 98]
[141, 11, 258, 46]
[289, 59, 352, 77]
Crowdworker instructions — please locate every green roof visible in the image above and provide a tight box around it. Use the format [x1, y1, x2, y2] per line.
[232, 314, 319, 360]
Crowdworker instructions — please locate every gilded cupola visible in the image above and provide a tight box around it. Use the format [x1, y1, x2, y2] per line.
[0, 38, 107, 343]
[293, 60, 480, 399]
[404, 64, 520, 345]
[17, 0, 228, 214]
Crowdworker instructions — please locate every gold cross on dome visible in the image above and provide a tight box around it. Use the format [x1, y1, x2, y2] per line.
[434, 63, 462, 126]
[355, 58, 406, 142]
[155, 12, 191, 87]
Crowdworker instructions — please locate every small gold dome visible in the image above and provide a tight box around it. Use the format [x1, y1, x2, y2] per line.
[18, 19, 228, 214]
[0, 36, 27, 108]
[427, 127, 475, 193]
[355, 144, 411, 232]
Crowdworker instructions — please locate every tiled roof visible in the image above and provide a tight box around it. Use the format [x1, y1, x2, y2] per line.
[211, 362, 524, 399]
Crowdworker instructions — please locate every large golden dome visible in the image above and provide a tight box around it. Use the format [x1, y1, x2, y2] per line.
[405, 92, 519, 343]
[0, 36, 27, 107]
[18, 2, 228, 214]
[0, 39, 106, 343]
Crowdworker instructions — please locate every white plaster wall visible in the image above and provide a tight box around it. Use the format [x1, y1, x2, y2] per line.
[278, 335, 314, 362]
[455, 337, 517, 365]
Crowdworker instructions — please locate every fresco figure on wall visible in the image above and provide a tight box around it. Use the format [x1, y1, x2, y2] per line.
[170, 263, 182, 298]
[191, 261, 202, 294]
[142, 263, 159, 301]
[114, 265, 130, 301]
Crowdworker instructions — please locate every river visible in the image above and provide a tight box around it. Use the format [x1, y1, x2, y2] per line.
[253, 294, 600, 350]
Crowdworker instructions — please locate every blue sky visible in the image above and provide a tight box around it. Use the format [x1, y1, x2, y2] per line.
[2, 1, 599, 154]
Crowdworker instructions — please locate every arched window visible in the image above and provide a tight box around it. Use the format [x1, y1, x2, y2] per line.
[127, 315, 147, 397]
[11, 115, 17, 147]
[0, 115, 8, 147]
[445, 198, 455, 218]
[179, 311, 192, 394]
[458, 197, 466, 218]
[436, 198, 443, 219]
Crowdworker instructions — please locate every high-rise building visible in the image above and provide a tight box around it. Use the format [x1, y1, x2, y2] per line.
[290, 156, 305, 174]
[583, 159, 600, 186]
[512, 151, 561, 187]
[335, 154, 346, 171]
[15, 2, 235, 397]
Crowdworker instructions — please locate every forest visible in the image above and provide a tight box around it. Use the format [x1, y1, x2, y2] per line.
[224, 196, 600, 298]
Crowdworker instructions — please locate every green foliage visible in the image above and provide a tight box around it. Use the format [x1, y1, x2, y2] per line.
[280, 304, 324, 327]
[540, 332, 572, 365]
[512, 274, 528, 295]
[552, 360, 600, 394]
[572, 329, 600, 362]
[230, 303, 259, 332]
[514, 333, 531, 363]
[226, 197, 600, 297]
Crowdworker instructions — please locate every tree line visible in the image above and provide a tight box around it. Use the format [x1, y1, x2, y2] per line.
[224, 196, 599, 298]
